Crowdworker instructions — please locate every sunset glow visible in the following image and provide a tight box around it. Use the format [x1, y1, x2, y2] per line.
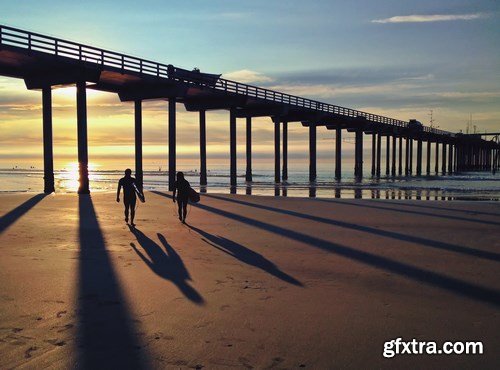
[1, 1, 499, 171]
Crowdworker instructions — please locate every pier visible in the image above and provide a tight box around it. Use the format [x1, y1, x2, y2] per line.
[0, 25, 498, 194]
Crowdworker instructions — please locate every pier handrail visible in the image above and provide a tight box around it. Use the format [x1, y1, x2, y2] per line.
[0, 24, 454, 137]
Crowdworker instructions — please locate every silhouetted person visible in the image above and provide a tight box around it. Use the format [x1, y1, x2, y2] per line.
[173, 171, 190, 223]
[117, 169, 137, 226]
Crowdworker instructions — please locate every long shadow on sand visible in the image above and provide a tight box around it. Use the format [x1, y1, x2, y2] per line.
[0, 193, 46, 234]
[313, 198, 500, 226]
[78, 195, 148, 369]
[151, 191, 500, 307]
[375, 199, 500, 218]
[187, 224, 303, 287]
[204, 194, 500, 263]
[129, 226, 204, 305]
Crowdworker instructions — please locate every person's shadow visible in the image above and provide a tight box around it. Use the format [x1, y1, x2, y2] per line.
[188, 225, 303, 287]
[128, 226, 204, 305]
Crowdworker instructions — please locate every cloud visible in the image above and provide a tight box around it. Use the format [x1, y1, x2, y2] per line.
[267, 81, 421, 99]
[223, 69, 274, 84]
[372, 13, 487, 24]
[272, 67, 442, 87]
[398, 74, 435, 81]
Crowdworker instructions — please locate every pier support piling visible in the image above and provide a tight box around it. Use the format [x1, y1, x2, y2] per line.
[442, 142, 447, 174]
[230, 108, 237, 187]
[76, 81, 90, 194]
[391, 135, 396, 176]
[134, 100, 143, 191]
[448, 144, 453, 174]
[199, 110, 207, 186]
[42, 86, 55, 194]
[385, 135, 390, 176]
[274, 118, 281, 183]
[405, 137, 410, 176]
[398, 136, 403, 175]
[335, 127, 341, 179]
[282, 121, 288, 181]
[409, 138, 413, 174]
[245, 117, 252, 182]
[371, 134, 376, 176]
[354, 129, 363, 179]
[309, 124, 317, 182]
[376, 133, 381, 177]
[435, 142, 439, 173]
[426, 141, 431, 175]
[416, 139, 422, 176]
[168, 97, 176, 191]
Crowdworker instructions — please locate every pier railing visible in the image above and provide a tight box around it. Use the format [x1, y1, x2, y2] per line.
[0, 25, 453, 137]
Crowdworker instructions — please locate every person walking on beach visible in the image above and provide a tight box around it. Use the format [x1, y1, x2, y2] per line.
[173, 171, 190, 223]
[117, 168, 139, 226]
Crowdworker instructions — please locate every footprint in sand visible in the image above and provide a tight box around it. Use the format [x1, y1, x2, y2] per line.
[269, 357, 284, 368]
[149, 332, 174, 341]
[45, 339, 66, 347]
[238, 357, 253, 369]
[24, 346, 37, 359]
[56, 310, 67, 318]
[173, 360, 188, 366]
[194, 321, 213, 329]
[4, 334, 33, 346]
[259, 296, 273, 301]
[51, 323, 74, 333]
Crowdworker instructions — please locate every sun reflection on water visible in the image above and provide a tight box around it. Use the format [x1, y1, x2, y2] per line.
[58, 162, 100, 192]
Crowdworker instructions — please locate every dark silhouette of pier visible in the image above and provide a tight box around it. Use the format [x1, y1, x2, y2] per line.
[0, 25, 498, 194]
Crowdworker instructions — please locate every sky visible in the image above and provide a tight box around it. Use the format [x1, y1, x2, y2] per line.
[0, 0, 499, 171]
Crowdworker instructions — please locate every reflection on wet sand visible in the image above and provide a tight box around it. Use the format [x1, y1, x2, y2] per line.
[227, 182, 500, 201]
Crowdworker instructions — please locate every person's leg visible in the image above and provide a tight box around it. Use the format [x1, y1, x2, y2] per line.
[182, 200, 188, 222]
[124, 201, 130, 222]
[177, 202, 182, 221]
[130, 197, 136, 225]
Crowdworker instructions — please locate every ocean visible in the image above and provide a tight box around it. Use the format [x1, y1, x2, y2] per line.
[1, 167, 499, 201]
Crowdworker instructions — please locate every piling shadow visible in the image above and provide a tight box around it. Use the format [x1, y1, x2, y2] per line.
[0, 193, 46, 234]
[129, 226, 204, 305]
[314, 197, 500, 227]
[150, 191, 500, 307]
[188, 224, 303, 286]
[78, 195, 147, 369]
[204, 194, 500, 263]
[375, 199, 500, 218]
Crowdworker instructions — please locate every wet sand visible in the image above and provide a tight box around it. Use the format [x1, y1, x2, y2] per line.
[0, 192, 499, 369]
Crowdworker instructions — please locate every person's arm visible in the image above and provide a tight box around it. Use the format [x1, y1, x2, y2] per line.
[116, 180, 122, 202]
[172, 182, 177, 203]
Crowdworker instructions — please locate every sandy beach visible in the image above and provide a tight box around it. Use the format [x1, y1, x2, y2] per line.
[0, 192, 499, 369]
